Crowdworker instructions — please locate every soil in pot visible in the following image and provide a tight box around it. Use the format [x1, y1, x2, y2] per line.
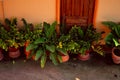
[112, 47, 120, 64]
[114, 49, 120, 56]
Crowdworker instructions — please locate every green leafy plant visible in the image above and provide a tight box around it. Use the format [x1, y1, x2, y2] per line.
[69, 27, 90, 55]
[0, 23, 8, 51]
[21, 18, 43, 43]
[102, 21, 120, 47]
[21, 18, 34, 42]
[4, 18, 25, 49]
[91, 43, 105, 56]
[26, 21, 67, 68]
[68, 25, 104, 55]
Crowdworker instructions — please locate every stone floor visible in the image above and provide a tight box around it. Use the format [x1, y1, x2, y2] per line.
[0, 53, 120, 80]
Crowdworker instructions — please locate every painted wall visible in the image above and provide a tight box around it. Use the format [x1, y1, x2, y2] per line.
[96, 0, 120, 24]
[1, 0, 120, 29]
[95, 0, 120, 44]
[3, 0, 56, 24]
[95, 0, 120, 30]
[0, 1, 3, 21]
[0, 0, 120, 44]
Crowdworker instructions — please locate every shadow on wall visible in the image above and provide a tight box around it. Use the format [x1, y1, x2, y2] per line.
[95, 22, 111, 45]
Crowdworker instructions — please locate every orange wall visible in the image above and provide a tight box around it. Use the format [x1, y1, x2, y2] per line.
[2, 0, 120, 28]
[1, 0, 120, 44]
[95, 0, 120, 30]
[4, 0, 56, 24]
[94, 0, 120, 44]
[0, 1, 3, 21]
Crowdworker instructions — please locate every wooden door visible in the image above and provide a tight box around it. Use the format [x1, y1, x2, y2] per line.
[60, 0, 95, 30]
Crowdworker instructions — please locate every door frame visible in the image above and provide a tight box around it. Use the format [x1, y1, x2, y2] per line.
[56, 0, 99, 26]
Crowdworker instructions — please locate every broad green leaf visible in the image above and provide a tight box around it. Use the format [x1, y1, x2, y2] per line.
[57, 48, 67, 55]
[26, 44, 38, 51]
[102, 21, 117, 30]
[41, 52, 47, 68]
[51, 21, 57, 28]
[105, 33, 114, 45]
[59, 35, 70, 42]
[46, 45, 55, 53]
[46, 21, 57, 38]
[28, 50, 35, 59]
[43, 22, 50, 38]
[57, 55, 62, 63]
[50, 53, 58, 65]
[34, 37, 45, 44]
[113, 38, 120, 47]
[35, 49, 43, 61]
[79, 47, 87, 55]
[78, 27, 84, 38]
[115, 25, 120, 38]
[44, 22, 50, 32]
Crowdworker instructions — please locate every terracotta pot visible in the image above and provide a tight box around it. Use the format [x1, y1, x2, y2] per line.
[59, 52, 69, 62]
[24, 41, 31, 59]
[8, 47, 21, 58]
[24, 41, 37, 60]
[78, 50, 90, 61]
[61, 55, 69, 62]
[24, 48, 35, 60]
[112, 47, 120, 64]
[0, 49, 4, 61]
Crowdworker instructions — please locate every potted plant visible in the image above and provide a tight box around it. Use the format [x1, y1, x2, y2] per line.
[57, 34, 70, 62]
[26, 21, 59, 68]
[4, 18, 25, 58]
[0, 22, 9, 60]
[21, 18, 42, 59]
[68, 25, 104, 61]
[26, 21, 71, 68]
[102, 21, 120, 64]
[0, 38, 4, 61]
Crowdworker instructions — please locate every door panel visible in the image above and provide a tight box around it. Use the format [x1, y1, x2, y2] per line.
[60, 0, 95, 30]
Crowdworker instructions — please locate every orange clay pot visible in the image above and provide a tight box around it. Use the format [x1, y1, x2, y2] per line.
[78, 50, 90, 61]
[112, 47, 120, 64]
[24, 41, 31, 59]
[24, 41, 36, 60]
[59, 51, 69, 63]
[8, 47, 21, 59]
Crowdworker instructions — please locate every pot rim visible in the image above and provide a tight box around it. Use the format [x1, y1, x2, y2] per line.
[112, 47, 120, 57]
